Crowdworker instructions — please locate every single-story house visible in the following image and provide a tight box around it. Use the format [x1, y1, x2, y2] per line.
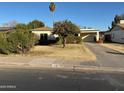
[104, 20, 124, 43]
[32, 27, 100, 43]
[80, 28, 100, 42]
[31, 27, 58, 41]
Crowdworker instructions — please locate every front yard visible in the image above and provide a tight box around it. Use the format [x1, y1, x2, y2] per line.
[28, 44, 96, 61]
[0, 44, 96, 68]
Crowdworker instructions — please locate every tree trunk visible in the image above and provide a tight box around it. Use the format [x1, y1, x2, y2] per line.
[62, 37, 66, 48]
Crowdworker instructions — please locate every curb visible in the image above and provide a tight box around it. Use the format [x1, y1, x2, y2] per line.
[0, 63, 124, 73]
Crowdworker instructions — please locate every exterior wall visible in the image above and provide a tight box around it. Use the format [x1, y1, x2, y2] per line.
[104, 26, 124, 42]
[110, 30, 124, 43]
[32, 30, 56, 40]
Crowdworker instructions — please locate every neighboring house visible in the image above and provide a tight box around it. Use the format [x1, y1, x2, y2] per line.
[0, 27, 14, 32]
[104, 30, 111, 41]
[31, 27, 58, 41]
[80, 28, 100, 42]
[105, 20, 124, 43]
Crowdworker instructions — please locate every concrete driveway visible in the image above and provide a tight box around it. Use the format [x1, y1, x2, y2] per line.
[85, 43, 124, 68]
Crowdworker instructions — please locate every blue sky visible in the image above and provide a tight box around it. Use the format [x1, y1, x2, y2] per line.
[0, 2, 124, 31]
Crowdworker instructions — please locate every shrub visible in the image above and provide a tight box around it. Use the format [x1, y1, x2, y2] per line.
[55, 34, 82, 45]
[7, 30, 37, 53]
[66, 35, 82, 44]
[0, 33, 11, 54]
[0, 30, 38, 54]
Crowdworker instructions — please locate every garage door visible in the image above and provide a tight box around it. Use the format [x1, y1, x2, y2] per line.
[83, 34, 96, 42]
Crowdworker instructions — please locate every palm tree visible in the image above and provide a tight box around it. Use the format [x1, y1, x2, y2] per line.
[49, 2, 56, 28]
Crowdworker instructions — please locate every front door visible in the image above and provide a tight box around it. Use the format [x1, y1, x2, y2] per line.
[40, 34, 48, 40]
[44, 34, 48, 40]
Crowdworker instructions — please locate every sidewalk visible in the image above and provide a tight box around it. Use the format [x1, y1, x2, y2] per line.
[0, 56, 124, 73]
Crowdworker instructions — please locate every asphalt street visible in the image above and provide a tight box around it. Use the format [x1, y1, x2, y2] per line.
[0, 68, 124, 91]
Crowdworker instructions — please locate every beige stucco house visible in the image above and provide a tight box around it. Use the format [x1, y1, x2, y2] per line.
[31, 27, 58, 41]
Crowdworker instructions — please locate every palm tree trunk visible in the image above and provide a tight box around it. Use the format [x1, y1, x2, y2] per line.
[52, 12, 55, 28]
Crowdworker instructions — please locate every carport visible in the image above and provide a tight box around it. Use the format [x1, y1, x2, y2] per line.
[80, 29, 100, 42]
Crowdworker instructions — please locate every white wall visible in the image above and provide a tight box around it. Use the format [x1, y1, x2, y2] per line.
[32, 30, 57, 40]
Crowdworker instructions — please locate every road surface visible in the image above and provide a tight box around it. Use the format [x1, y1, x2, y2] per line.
[0, 68, 124, 91]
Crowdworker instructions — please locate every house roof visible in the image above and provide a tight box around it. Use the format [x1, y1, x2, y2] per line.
[80, 28, 99, 33]
[108, 24, 124, 32]
[80, 28, 99, 31]
[31, 27, 53, 31]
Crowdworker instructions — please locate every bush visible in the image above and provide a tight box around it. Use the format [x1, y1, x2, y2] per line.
[0, 30, 38, 54]
[0, 33, 11, 54]
[66, 35, 82, 44]
[55, 34, 82, 45]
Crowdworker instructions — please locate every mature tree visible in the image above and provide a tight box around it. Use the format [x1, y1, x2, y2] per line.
[53, 20, 80, 48]
[108, 26, 111, 30]
[15, 23, 27, 30]
[114, 15, 121, 24]
[27, 20, 45, 29]
[110, 15, 121, 29]
[15, 20, 45, 30]
[111, 21, 116, 28]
